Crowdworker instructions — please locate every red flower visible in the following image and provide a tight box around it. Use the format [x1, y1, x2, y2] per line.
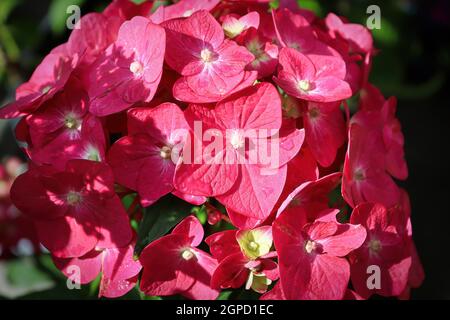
[140, 216, 219, 299]
[352, 96, 408, 180]
[108, 103, 188, 206]
[102, 0, 154, 22]
[274, 48, 352, 103]
[272, 8, 318, 53]
[342, 106, 403, 208]
[10, 160, 132, 258]
[24, 78, 106, 169]
[162, 10, 256, 103]
[301, 101, 346, 167]
[276, 173, 342, 222]
[349, 202, 412, 298]
[273, 206, 366, 299]
[67, 13, 120, 65]
[325, 13, 374, 56]
[88, 16, 166, 116]
[175, 83, 304, 221]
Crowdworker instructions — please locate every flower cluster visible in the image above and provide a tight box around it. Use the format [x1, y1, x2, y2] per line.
[0, 0, 424, 299]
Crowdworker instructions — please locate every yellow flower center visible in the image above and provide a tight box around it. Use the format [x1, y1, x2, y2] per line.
[369, 239, 382, 253]
[66, 191, 81, 206]
[181, 248, 195, 261]
[304, 240, 317, 254]
[237, 227, 273, 260]
[298, 80, 311, 92]
[247, 241, 259, 251]
[64, 115, 80, 130]
[160, 146, 172, 160]
[200, 49, 214, 63]
[130, 61, 144, 75]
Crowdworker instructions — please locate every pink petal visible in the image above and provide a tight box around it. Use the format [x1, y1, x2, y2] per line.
[151, 0, 220, 24]
[36, 214, 98, 258]
[215, 82, 282, 134]
[93, 195, 133, 250]
[173, 70, 257, 103]
[172, 215, 204, 247]
[306, 76, 352, 102]
[127, 103, 188, 143]
[210, 251, 249, 290]
[162, 10, 224, 74]
[217, 164, 287, 220]
[303, 101, 346, 167]
[318, 223, 367, 256]
[53, 250, 102, 284]
[89, 16, 165, 116]
[205, 230, 241, 262]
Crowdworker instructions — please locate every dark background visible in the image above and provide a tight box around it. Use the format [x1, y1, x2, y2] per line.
[0, 0, 449, 299]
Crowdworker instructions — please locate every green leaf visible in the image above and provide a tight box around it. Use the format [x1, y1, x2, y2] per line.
[135, 195, 192, 255]
[297, 0, 323, 17]
[0, 257, 55, 299]
[0, 0, 21, 24]
[371, 18, 399, 46]
[192, 205, 207, 224]
[89, 274, 101, 297]
[122, 193, 137, 210]
[269, 0, 280, 10]
[150, 1, 170, 13]
[6, 257, 53, 287]
[0, 25, 20, 62]
[37, 254, 65, 279]
[217, 290, 233, 300]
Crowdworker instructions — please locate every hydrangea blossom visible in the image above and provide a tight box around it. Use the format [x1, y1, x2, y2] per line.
[0, 0, 423, 300]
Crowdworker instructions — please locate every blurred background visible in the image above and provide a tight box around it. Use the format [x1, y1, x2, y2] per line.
[0, 0, 449, 299]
